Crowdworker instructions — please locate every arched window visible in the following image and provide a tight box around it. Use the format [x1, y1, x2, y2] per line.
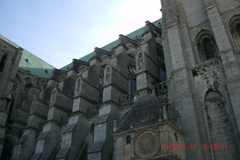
[196, 30, 218, 62]
[229, 15, 240, 49]
[0, 54, 7, 72]
[203, 38, 215, 60]
[126, 135, 131, 144]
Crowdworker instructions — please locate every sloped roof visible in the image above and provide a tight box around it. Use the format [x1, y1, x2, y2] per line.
[0, 18, 161, 78]
[116, 94, 162, 133]
[60, 18, 162, 71]
[0, 34, 55, 79]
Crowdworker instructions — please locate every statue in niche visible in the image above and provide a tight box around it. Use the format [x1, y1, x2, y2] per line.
[31, 96, 37, 112]
[106, 67, 110, 82]
[138, 53, 143, 69]
[50, 89, 57, 105]
[76, 78, 81, 93]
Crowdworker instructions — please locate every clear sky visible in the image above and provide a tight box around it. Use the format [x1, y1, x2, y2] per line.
[0, 0, 162, 68]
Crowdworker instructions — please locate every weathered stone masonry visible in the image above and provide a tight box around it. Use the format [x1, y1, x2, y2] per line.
[0, 0, 240, 159]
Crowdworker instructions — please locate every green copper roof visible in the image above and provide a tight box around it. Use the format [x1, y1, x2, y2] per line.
[61, 18, 162, 71]
[19, 50, 55, 78]
[0, 34, 55, 79]
[1, 18, 161, 78]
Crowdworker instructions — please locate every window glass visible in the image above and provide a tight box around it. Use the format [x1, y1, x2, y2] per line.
[159, 68, 167, 82]
[203, 38, 215, 60]
[126, 135, 131, 144]
[130, 79, 136, 93]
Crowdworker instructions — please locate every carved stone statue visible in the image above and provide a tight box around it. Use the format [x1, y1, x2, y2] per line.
[138, 53, 143, 69]
[50, 89, 57, 106]
[75, 78, 81, 94]
[106, 67, 110, 82]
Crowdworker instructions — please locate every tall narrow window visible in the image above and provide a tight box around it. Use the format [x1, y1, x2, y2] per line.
[159, 68, 167, 82]
[157, 46, 164, 62]
[126, 135, 131, 144]
[0, 55, 7, 72]
[130, 79, 136, 93]
[203, 38, 215, 60]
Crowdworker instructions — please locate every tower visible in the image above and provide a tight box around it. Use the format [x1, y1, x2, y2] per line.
[161, 0, 240, 159]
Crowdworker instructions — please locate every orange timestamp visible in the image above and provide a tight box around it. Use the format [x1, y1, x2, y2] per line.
[161, 144, 229, 150]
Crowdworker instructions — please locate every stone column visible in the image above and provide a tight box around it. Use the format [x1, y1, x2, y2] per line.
[161, 0, 204, 159]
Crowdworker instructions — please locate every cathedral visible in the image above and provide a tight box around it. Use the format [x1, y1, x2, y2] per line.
[0, 0, 240, 159]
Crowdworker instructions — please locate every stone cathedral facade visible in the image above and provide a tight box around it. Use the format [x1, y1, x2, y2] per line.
[0, 0, 240, 159]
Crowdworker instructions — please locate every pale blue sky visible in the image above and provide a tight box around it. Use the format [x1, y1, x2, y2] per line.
[0, 0, 162, 68]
